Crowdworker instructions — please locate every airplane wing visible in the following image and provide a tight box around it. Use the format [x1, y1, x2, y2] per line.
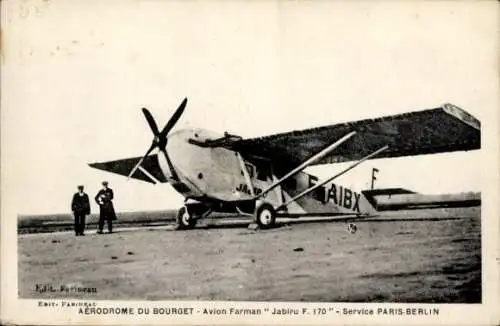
[88, 154, 167, 184]
[233, 103, 480, 169]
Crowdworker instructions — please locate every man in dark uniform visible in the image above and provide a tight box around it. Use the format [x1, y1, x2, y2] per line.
[95, 181, 117, 234]
[71, 185, 90, 236]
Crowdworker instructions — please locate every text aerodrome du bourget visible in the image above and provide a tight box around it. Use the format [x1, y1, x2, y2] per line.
[37, 301, 441, 317]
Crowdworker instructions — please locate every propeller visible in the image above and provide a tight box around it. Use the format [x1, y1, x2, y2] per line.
[127, 98, 187, 179]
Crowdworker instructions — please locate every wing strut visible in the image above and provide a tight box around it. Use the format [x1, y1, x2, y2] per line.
[277, 145, 389, 211]
[255, 131, 357, 200]
[138, 166, 160, 184]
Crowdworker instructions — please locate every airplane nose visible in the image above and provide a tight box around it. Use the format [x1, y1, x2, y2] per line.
[128, 99, 187, 179]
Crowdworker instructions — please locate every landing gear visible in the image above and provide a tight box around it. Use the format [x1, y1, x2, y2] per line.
[175, 206, 197, 230]
[254, 203, 276, 229]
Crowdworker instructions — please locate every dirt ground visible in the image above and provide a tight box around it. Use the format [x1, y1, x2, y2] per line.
[18, 212, 481, 303]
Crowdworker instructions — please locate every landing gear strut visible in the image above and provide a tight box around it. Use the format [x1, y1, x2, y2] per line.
[175, 206, 197, 230]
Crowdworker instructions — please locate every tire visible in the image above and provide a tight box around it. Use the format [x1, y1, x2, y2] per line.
[175, 206, 197, 230]
[254, 204, 276, 229]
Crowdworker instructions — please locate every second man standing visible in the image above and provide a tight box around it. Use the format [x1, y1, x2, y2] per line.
[95, 181, 117, 234]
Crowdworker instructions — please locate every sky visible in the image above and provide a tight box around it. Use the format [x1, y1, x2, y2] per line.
[1, 1, 498, 215]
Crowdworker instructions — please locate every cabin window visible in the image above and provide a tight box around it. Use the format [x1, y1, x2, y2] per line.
[257, 164, 271, 181]
[244, 163, 255, 179]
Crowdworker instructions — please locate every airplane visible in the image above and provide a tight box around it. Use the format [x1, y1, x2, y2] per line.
[89, 99, 481, 230]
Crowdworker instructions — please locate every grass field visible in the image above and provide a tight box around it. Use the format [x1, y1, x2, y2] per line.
[18, 207, 480, 303]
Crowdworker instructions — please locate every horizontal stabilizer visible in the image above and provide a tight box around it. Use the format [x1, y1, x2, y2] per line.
[363, 188, 417, 196]
[362, 189, 481, 211]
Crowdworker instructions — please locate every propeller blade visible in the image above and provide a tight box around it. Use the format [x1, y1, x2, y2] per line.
[127, 142, 157, 179]
[159, 98, 187, 137]
[142, 108, 160, 136]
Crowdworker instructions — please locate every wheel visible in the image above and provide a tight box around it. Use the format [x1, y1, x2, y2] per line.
[254, 204, 276, 229]
[175, 206, 197, 230]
